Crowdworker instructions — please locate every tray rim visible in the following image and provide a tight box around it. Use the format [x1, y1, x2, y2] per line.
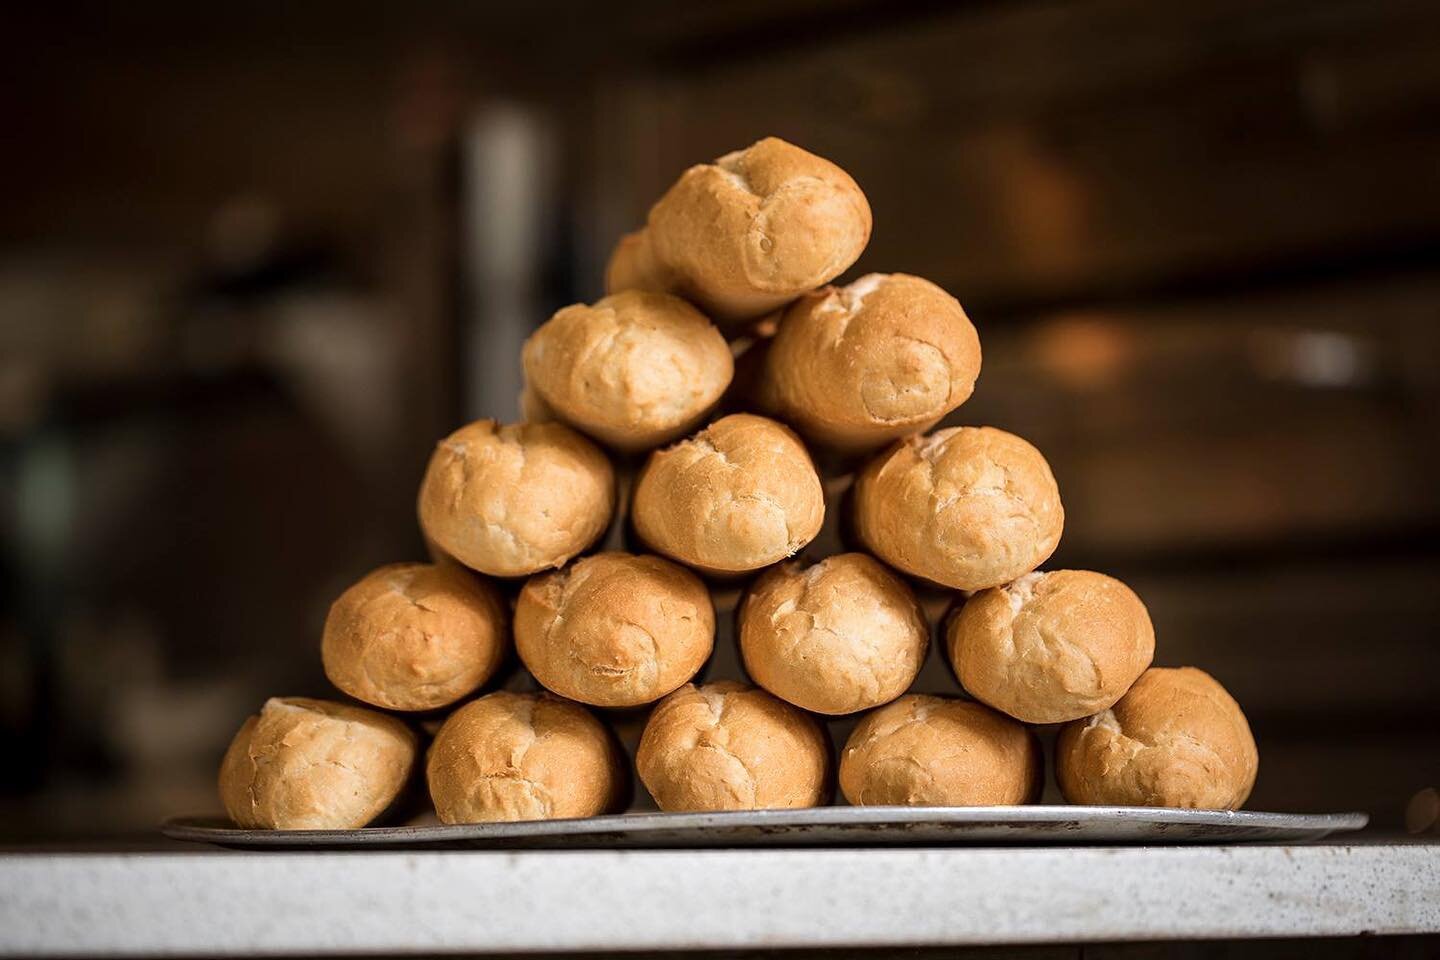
[162, 805, 1370, 846]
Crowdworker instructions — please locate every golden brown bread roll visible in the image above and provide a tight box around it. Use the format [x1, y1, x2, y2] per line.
[603, 231, 673, 309]
[427, 691, 625, 823]
[636, 681, 829, 811]
[948, 570, 1154, 724]
[839, 694, 1040, 806]
[632, 414, 824, 575]
[515, 551, 714, 707]
[321, 562, 508, 712]
[218, 697, 417, 830]
[522, 290, 733, 451]
[1056, 667, 1258, 810]
[606, 137, 872, 325]
[854, 426, 1063, 590]
[417, 419, 615, 578]
[517, 378, 555, 424]
[762, 274, 981, 452]
[739, 552, 928, 715]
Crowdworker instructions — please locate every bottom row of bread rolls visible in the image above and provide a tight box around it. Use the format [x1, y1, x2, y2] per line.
[217, 663, 1258, 830]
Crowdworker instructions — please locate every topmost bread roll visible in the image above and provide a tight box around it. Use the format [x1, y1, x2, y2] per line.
[605, 138, 872, 326]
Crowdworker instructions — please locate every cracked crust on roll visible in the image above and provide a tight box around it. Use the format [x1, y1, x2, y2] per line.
[417, 419, 615, 578]
[762, 274, 982, 453]
[1056, 667, 1258, 810]
[515, 552, 715, 708]
[522, 290, 733, 452]
[607, 138, 872, 325]
[632, 414, 824, 575]
[854, 426, 1063, 591]
[739, 553, 928, 715]
[218, 697, 417, 830]
[839, 694, 1040, 807]
[948, 570, 1154, 724]
[426, 691, 625, 823]
[636, 681, 829, 812]
[322, 562, 509, 712]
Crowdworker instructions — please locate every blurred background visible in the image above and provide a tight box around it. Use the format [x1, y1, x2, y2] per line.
[2, 0, 1438, 841]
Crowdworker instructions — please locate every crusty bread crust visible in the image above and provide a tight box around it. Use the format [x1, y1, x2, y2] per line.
[606, 138, 872, 325]
[839, 694, 1040, 806]
[427, 691, 625, 823]
[636, 681, 829, 812]
[218, 697, 417, 830]
[522, 290, 733, 451]
[418, 419, 615, 578]
[516, 552, 714, 707]
[854, 426, 1063, 590]
[322, 562, 508, 712]
[740, 553, 927, 715]
[949, 570, 1154, 724]
[632, 414, 823, 575]
[1056, 667, 1258, 810]
[762, 274, 981, 452]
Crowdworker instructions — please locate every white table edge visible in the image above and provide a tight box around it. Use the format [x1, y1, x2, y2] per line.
[2, 843, 1437, 956]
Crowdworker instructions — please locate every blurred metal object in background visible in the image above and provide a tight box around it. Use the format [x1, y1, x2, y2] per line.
[462, 104, 559, 422]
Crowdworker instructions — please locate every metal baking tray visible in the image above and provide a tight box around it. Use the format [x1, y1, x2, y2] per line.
[163, 806, 1367, 849]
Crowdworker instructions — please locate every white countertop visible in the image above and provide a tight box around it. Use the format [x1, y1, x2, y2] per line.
[3, 842, 1437, 955]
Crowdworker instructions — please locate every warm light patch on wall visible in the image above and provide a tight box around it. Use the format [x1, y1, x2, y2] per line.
[1028, 313, 1134, 391]
[979, 127, 1092, 281]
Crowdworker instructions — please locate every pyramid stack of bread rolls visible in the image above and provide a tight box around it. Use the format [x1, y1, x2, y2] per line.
[218, 137, 1259, 830]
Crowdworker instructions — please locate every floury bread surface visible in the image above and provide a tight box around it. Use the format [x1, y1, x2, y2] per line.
[636, 682, 829, 811]
[605, 138, 871, 325]
[854, 426, 1063, 590]
[515, 552, 714, 707]
[427, 691, 625, 823]
[632, 414, 823, 575]
[948, 570, 1154, 724]
[418, 419, 615, 578]
[1056, 667, 1258, 810]
[522, 290, 732, 451]
[839, 695, 1040, 807]
[219, 698, 417, 830]
[761, 273, 981, 452]
[322, 562, 508, 711]
[739, 553, 927, 715]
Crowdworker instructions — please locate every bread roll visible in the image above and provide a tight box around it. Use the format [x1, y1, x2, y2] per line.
[515, 552, 714, 707]
[763, 274, 981, 452]
[636, 681, 829, 811]
[522, 290, 733, 451]
[417, 419, 615, 578]
[606, 137, 872, 325]
[739, 553, 927, 715]
[321, 562, 508, 712]
[632, 414, 824, 575]
[218, 697, 417, 830]
[839, 694, 1040, 806]
[948, 570, 1154, 724]
[854, 426, 1063, 590]
[1056, 667, 1258, 810]
[517, 378, 555, 424]
[604, 231, 673, 306]
[427, 691, 625, 823]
